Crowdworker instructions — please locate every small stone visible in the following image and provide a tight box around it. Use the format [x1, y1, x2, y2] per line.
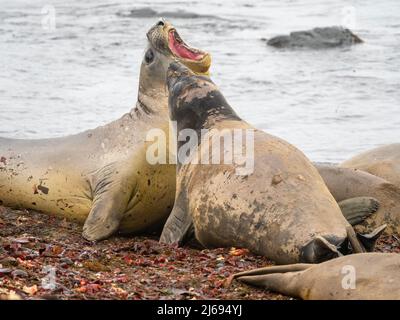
[60, 257, 73, 265]
[23, 284, 38, 296]
[0, 257, 18, 267]
[4, 291, 22, 300]
[12, 269, 28, 278]
[0, 268, 12, 275]
[83, 260, 108, 272]
[297, 174, 305, 181]
[13, 237, 30, 244]
[271, 174, 283, 185]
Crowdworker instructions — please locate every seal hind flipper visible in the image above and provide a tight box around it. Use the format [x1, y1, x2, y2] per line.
[338, 196, 380, 225]
[82, 162, 137, 241]
[236, 273, 291, 291]
[356, 224, 387, 252]
[235, 253, 400, 299]
[234, 264, 312, 297]
[233, 264, 312, 280]
[159, 190, 193, 245]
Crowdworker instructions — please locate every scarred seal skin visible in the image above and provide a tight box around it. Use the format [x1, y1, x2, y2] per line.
[160, 61, 365, 264]
[234, 253, 400, 300]
[0, 20, 211, 241]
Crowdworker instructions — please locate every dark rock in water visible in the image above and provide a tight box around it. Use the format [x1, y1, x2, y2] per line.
[117, 8, 220, 20]
[160, 10, 217, 20]
[266, 26, 363, 49]
[117, 8, 158, 18]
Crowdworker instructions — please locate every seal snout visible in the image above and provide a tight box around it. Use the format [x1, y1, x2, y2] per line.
[167, 61, 192, 78]
[156, 18, 165, 27]
[166, 62, 194, 92]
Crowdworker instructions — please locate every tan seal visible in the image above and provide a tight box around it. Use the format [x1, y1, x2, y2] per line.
[341, 143, 400, 188]
[0, 20, 211, 241]
[234, 253, 400, 300]
[160, 61, 369, 264]
[317, 164, 400, 235]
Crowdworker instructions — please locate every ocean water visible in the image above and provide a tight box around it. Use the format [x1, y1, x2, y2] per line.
[0, 0, 399, 162]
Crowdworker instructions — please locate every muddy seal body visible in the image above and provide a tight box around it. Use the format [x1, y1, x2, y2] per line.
[234, 253, 400, 300]
[0, 20, 211, 241]
[159, 62, 367, 264]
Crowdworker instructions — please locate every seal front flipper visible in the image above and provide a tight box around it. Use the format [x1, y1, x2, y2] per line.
[338, 196, 380, 225]
[159, 190, 193, 245]
[82, 162, 137, 241]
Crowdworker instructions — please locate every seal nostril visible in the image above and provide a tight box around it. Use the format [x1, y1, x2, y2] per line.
[157, 19, 165, 27]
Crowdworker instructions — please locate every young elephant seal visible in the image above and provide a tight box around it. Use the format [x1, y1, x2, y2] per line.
[160, 61, 366, 264]
[234, 253, 400, 300]
[340, 143, 400, 188]
[0, 20, 211, 241]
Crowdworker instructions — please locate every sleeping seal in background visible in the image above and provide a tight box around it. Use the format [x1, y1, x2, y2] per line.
[234, 253, 400, 300]
[0, 20, 211, 241]
[341, 143, 400, 188]
[160, 61, 371, 264]
[317, 164, 400, 235]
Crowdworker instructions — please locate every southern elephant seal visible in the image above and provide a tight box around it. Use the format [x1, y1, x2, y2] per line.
[0, 20, 211, 241]
[233, 253, 400, 300]
[316, 164, 400, 235]
[266, 26, 363, 49]
[340, 143, 400, 188]
[160, 61, 366, 264]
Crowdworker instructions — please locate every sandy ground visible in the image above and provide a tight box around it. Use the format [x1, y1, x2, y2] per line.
[1, 206, 399, 300]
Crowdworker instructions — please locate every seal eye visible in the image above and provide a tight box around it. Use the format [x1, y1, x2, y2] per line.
[145, 49, 154, 64]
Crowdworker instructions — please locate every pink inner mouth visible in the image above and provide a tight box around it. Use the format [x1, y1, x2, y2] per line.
[168, 30, 204, 61]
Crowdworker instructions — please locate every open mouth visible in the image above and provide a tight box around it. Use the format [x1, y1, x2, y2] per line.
[168, 29, 205, 61]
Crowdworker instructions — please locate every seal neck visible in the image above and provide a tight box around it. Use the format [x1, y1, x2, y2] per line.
[129, 91, 168, 119]
[171, 87, 241, 134]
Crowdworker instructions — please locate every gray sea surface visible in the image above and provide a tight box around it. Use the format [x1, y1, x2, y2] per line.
[1, 0, 399, 162]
